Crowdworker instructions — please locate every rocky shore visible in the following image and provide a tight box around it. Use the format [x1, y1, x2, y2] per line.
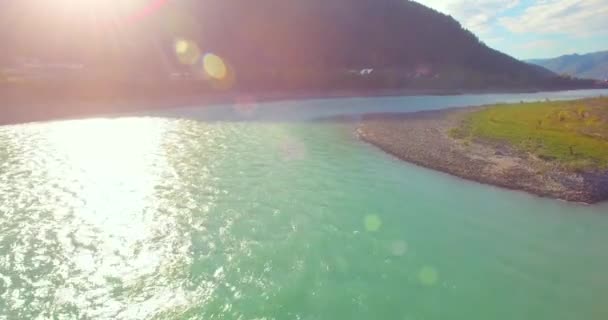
[357, 108, 608, 204]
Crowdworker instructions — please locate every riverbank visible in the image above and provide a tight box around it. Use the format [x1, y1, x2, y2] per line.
[1, 83, 606, 125]
[357, 99, 608, 204]
[0, 87, 507, 125]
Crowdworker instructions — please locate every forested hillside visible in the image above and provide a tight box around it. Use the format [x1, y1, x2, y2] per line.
[0, 0, 598, 91]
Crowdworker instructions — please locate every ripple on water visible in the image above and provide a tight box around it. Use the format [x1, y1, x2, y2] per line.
[0, 118, 223, 318]
[2, 103, 608, 320]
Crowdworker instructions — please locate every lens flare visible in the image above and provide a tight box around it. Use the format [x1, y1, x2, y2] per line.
[364, 215, 382, 232]
[126, 0, 168, 22]
[278, 137, 307, 161]
[390, 240, 408, 256]
[233, 95, 258, 117]
[418, 266, 439, 286]
[174, 39, 200, 65]
[209, 63, 236, 91]
[203, 53, 228, 80]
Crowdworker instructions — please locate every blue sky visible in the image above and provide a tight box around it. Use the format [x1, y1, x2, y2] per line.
[416, 0, 608, 60]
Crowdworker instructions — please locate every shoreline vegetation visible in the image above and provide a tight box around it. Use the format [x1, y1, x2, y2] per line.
[1, 80, 606, 125]
[357, 97, 608, 204]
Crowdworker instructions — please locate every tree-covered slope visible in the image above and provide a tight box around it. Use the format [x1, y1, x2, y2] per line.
[1, 0, 595, 90]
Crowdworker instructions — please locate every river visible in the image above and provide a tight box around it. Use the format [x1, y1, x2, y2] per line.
[1, 89, 608, 319]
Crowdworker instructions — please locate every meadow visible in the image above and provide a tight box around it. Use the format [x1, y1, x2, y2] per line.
[451, 97, 608, 170]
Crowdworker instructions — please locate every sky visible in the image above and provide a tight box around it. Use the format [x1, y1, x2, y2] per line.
[416, 0, 608, 60]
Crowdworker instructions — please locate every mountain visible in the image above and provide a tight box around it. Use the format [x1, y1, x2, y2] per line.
[528, 51, 608, 80]
[0, 0, 596, 91]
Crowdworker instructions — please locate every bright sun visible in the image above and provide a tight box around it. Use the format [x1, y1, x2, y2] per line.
[47, 0, 163, 21]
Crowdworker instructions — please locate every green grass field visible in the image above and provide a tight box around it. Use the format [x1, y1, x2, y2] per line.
[451, 97, 608, 170]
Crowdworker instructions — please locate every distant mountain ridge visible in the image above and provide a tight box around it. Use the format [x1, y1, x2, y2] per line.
[0, 0, 599, 91]
[528, 51, 608, 80]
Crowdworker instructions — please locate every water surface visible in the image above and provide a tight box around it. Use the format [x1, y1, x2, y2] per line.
[1, 90, 608, 319]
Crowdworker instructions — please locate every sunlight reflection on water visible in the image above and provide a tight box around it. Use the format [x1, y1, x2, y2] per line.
[0, 118, 202, 318]
[2, 91, 608, 319]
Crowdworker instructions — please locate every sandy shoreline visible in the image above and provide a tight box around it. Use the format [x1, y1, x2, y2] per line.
[357, 108, 608, 204]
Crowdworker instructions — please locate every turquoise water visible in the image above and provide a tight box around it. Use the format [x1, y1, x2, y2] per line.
[1, 90, 608, 319]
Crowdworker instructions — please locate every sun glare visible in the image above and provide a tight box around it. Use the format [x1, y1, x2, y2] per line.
[41, 118, 168, 226]
[48, 0, 166, 22]
[45, 118, 163, 165]
[42, 117, 169, 276]
[13, 117, 194, 317]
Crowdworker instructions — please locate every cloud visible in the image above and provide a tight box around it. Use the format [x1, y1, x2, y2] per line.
[415, 0, 608, 59]
[500, 0, 608, 36]
[416, 0, 519, 34]
[517, 39, 560, 50]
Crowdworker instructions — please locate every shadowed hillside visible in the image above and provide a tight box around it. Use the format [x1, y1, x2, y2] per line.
[0, 0, 600, 91]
